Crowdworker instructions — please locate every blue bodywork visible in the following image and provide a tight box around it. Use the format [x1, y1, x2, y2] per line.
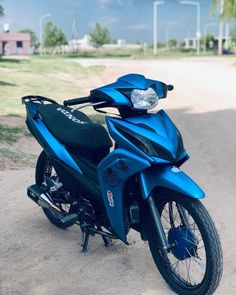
[97, 148, 150, 244]
[90, 73, 168, 107]
[24, 73, 205, 244]
[98, 110, 204, 242]
[26, 102, 82, 174]
[94, 74, 204, 242]
[106, 111, 188, 163]
[139, 166, 205, 199]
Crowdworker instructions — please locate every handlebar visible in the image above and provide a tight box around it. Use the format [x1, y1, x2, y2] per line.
[63, 96, 91, 107]
[63, 84, 173, 107]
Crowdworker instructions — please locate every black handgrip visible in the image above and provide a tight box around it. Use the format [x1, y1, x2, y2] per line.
[167, 85, 174, 91]
[63, 96, 91, 107]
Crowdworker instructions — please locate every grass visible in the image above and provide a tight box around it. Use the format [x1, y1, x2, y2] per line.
[89, 113, 106, 124]
[0, 55, 106, 116]
[0, 147, 36, 167]
[0, 124, 30, 143]
[66, 48, 142, 58]
[1, 50, 234, 118]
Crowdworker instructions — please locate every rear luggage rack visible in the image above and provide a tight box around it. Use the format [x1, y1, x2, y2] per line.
[22, 95, 58, 105]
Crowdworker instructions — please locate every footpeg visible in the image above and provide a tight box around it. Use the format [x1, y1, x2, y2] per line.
[61, 213, 78, 226]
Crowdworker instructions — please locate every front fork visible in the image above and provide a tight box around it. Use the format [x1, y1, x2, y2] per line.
[146, 195, 191, 251]
[146, 195, 173, 251]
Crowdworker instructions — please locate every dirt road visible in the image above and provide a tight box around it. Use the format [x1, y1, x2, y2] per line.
[1, 57, 236, 295]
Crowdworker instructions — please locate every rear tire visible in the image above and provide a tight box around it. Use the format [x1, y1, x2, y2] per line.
[35, 151, 75, 229]
[147, 190, 223, 295]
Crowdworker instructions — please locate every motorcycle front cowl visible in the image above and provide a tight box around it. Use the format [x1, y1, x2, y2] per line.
[97, 110, 205, 243]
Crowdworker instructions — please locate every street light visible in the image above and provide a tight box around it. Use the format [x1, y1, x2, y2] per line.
[225, 22, 229, 50]
[181, 1, 201, 56]
[153, 1, 164, 55]
[203, 23, 216, 53]
[218, 0, 224, 55]
[39, 13, 51, 56]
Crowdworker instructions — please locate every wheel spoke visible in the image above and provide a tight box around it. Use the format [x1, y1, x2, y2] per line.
[185, 247, 206, 272]
[158, 200, 208, 287]
[185, 259, 189, 282]
[161, 212, 171, 226]
[173, 204, 180, 224]
[182, 237, 199, 247]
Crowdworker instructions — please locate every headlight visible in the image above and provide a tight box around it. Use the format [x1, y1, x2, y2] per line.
[130, 87, 159, 110]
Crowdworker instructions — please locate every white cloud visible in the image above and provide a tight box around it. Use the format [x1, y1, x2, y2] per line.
[102, 16, 118, 26]
[166, 20, 185, 27]
[89, 16, 118, 29]
[128, 23, 149, 31]
[100, 0, 113, 5]
[99, 0, 133, 7]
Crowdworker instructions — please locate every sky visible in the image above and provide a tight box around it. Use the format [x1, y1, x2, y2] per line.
[0, 0, 233, 43]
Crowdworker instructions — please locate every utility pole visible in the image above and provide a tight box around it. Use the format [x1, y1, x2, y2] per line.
[218, 0, 224, 55]
[72, 15, 78, 40]
[225, 22, 229, 50]
[39, 13, 51, 56]
[181, 1, 201, 56]
[166, 28, 169, 49]
[153, 1, 164, 55]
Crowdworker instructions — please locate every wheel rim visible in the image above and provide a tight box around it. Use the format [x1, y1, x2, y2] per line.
[160, 201, 207, 287]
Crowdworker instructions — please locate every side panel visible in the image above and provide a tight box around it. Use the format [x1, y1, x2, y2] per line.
[140, 165, 205, 199]
[97, 148, 150, 243]
[26, 102, 82, 174]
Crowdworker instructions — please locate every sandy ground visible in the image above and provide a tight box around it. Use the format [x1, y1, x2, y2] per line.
[1, 57, 236, 295]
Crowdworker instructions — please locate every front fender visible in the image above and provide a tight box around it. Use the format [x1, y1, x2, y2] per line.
[140, 165, 205, 199]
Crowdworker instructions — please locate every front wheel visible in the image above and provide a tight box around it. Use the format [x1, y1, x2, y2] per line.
[147, 190, 223, 295]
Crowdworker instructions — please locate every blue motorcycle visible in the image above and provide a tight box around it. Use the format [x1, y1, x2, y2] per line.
[22, 74, 222, 295]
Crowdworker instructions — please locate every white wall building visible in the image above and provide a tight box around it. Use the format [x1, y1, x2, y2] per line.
[69, 34, 93, 50]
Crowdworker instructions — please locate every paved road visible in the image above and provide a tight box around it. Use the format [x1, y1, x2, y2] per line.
[1, 57, 236, 295]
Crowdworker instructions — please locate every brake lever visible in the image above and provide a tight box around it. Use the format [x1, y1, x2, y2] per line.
[71, 101, 107, 112]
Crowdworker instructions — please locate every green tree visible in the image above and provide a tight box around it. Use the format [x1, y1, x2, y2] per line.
[0, 3, 3, 58]
[212, 0, 236, 19]
[203, 33, 215, 50]
[230, 26, 236, 41]
[168, 39, 177, 48]
[18, 29, 39, 48]
[0, 3, 4, 17]
[205, 33, 215, 44]
[89, 22, 110, 48]
[44, 21, 67, 47]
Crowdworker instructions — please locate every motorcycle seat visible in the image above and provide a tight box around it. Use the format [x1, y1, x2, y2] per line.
[36, 104, 112, 151]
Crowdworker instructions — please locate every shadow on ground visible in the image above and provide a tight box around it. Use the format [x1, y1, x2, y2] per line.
[0, 58, 21, 63]
[0, 80, 17, 86]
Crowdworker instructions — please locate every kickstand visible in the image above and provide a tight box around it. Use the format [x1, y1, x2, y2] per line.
[97, 225, 113, 247]
[102, 235, 112, 247]
[81, 232, 90, 253]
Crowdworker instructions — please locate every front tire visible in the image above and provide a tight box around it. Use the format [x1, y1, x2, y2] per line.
[147, 190, 223, 295]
